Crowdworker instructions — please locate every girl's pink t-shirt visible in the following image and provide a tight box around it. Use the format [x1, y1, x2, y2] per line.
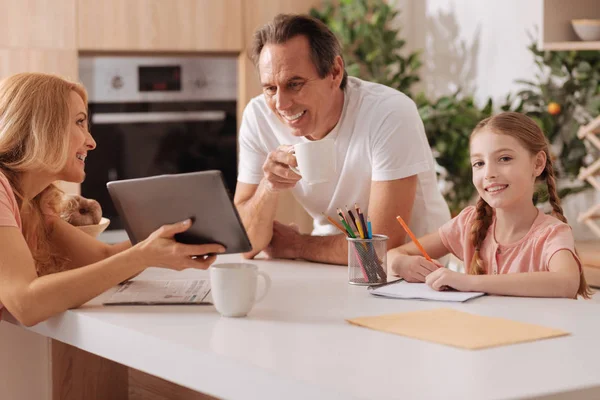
[438, 206, 581, 274]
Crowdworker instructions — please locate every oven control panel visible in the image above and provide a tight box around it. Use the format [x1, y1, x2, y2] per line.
[79, 56, 237, 103]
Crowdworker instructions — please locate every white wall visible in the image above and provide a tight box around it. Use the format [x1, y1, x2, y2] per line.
[399, 0, 543, 105]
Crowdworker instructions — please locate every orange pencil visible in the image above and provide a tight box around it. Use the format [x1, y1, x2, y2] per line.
[395, 215, 432, 262]
[324, 213, 348, 235]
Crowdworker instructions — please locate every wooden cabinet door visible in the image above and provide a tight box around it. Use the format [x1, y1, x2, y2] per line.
[78, 0, 242, 52]
[0, 0, 77, 79]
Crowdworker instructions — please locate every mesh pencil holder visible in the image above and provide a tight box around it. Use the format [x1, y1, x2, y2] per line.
[347, 234, 388, 285]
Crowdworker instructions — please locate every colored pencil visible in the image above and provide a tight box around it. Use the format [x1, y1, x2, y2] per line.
[347, 205, 365, 239]
[337, 208, 352, 232]
[338, 215, 357, 238]
[354, 206, 385, 281]
[361, 214, 385, 280]
[345, 205, 360, 233]
[355, 204, 368, 239]
[395, 215, 432, 262]
[325, 213, 369, 281]
[323, 213, 347, 236]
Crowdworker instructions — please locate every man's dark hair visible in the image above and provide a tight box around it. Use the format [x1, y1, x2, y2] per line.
[250, 13, 348, 90]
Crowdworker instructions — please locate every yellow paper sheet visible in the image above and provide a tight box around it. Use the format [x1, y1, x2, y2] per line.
[347, 308, 569, 350]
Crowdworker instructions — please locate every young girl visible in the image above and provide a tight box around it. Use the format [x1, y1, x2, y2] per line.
[388, 112, 592, 299]
[0, 73, 226, 327]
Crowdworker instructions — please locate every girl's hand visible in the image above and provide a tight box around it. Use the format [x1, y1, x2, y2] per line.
[425, 268, 473, 292]
[134, 219, 226, 270]
[389, 251, 443, 283]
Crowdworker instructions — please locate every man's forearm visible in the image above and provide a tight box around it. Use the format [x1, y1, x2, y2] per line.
[297, 233, 348, 265]
[236, 180, 280, 256]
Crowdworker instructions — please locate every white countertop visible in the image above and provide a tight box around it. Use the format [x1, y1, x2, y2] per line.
[98, 229, 129, 244]
[12, 254, 600, 400]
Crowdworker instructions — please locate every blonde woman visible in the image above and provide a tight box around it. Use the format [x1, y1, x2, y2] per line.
[0, 73, 225, 326]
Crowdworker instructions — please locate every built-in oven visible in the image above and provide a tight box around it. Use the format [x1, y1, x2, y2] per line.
[79, 56, 238, 233]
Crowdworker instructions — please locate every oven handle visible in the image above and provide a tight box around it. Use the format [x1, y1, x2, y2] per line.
[91, 111, 226, 124]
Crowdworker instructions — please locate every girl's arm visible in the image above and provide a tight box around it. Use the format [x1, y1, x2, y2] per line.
[387, 231, 450, 282]
[427, 250, 581, 298]
[46, 216, 132, 268]
[392, 230, 450, 258]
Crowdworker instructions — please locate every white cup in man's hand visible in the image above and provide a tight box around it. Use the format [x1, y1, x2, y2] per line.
[209, 263, 271, 317]
[288, 139, 336, 185]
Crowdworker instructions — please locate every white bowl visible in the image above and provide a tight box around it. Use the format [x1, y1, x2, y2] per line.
[572, 19, 600, 41]
[77, 217, 110, 237]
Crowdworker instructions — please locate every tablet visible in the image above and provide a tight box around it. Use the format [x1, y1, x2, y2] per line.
[106, 170, 252, 254]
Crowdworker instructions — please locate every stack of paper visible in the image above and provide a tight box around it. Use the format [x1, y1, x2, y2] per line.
[103, 279, 211, 305]
[368, 280, 485, 302]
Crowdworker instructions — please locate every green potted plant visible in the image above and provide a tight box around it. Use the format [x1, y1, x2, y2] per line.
[508, 38, 600, 200]
[310, 0, 421, 95]
[416, 93, 493, 214]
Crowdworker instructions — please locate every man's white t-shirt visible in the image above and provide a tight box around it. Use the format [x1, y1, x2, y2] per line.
[238, 77, 451, 240]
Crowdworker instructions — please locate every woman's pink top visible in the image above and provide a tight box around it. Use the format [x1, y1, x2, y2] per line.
[0, 171, 21, 230]
[0, 171, 23, 312]
[439, 206, 580, 274]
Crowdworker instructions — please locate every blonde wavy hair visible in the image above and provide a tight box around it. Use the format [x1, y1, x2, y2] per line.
[468, 112, 592, 298]
[0, 72, 88, 275]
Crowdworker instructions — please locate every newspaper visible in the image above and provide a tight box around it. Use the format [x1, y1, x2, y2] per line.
[103, 279, 211, 305]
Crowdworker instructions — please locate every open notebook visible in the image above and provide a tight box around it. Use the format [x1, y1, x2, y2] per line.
[368, 280, 485, 302]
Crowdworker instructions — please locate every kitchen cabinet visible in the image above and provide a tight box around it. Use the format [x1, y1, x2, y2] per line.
[0, 0, 78, 79]
[77, 0, 243, 52]
[0, 49, 78, 80]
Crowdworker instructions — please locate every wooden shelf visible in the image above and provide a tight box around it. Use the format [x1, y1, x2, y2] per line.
[541, 0, 600, 51]
[543, 41, 600, 51]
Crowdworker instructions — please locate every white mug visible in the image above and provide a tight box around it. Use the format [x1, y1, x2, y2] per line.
[288, 139, 336, 184]
[209, 263, 271, 318]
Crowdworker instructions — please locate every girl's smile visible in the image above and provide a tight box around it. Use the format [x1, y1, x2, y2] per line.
[485, 183, 508, 194]
[470, 130, 542, 211]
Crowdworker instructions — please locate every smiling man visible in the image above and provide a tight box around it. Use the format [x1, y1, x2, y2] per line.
[234, 14, 450, 266]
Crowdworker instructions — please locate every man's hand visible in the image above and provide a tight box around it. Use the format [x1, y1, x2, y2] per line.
[264, 221, 304, 260]
[262, 145, 302, 192]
